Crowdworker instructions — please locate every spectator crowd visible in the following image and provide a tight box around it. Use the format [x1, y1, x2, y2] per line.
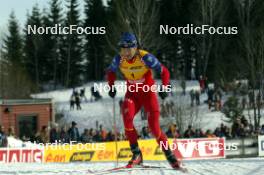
[69, 86, 102, 110]
[1, 117, 263, 147]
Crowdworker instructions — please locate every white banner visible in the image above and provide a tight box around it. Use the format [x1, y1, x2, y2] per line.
[258, 135, 264, 156]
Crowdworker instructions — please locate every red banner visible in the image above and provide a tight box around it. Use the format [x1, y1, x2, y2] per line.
[0, 148, 43, 163]
[172, 138, 225, 160]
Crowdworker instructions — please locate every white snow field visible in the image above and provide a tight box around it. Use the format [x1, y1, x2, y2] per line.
[0, 158, 264, 175]
[32, 80, 232, 133]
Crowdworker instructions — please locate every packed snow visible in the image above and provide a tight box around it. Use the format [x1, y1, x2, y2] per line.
[1, 158, 264, 175]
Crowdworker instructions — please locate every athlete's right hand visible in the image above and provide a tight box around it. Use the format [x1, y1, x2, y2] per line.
[108, 87, 117, 98]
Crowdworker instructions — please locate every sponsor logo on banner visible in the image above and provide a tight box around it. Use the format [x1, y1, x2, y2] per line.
[154, 145, 163, 155]
[117, 148, 132, 159]
[258, 135, 264, 156]
[70, 151, 95, 162]
[172, 138, 225, 160]
[45, 153, 66, 162]
[0, 148, 43, 163]
[43, 138, 225, 162]
[96, 150, 114, 160]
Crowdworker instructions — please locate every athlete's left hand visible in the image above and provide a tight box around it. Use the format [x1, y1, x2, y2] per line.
[158, 85, 168, 99]
[159, 91, 168, 99]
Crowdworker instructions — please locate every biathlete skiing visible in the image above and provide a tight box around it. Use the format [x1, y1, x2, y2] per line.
[106, 32, 184, 170]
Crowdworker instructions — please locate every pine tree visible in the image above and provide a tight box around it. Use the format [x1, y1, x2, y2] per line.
[61, 0, 84, 87]
[24, 5, 43, 89]
[2, 11, 35, 98]
[48, 0, 63, 88]
[84, 0, 106, 80]
[41, 8, 54, 84]
[223, 96, 243, 123]
[3, 11, 23, 66]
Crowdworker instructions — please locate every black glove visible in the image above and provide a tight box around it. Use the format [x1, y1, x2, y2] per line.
[159, 91, 168, 100]
[159, 85, 168, 100]
[108, 87, 117, 98]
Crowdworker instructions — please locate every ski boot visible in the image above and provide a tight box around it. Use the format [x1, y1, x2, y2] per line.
[126, 143, 143, 168]
[164, 149, 182, 170]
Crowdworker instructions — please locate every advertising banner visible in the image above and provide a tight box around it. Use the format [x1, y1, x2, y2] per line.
[258, 135, 264, 157]
[0, 148, 43, 163]
[44, 138, 225, 163]
[172, 138, 225, 160]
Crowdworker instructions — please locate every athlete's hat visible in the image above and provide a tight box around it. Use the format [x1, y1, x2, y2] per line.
[118, 32, 137, 48]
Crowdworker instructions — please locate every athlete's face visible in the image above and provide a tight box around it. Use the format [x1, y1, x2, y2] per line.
[120, 47, 137, 60]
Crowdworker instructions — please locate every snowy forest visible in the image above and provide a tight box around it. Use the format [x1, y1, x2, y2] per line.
[0, 0, 264, 98]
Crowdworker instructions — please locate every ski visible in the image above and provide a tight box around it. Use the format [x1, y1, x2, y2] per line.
[87, 164, 188, 174]
[87, 164, 165, 174]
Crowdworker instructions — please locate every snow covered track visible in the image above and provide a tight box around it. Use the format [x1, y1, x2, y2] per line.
[1, 158, 263, 175]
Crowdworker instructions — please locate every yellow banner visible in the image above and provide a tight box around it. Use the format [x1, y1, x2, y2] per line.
[44, 139, 173, 163]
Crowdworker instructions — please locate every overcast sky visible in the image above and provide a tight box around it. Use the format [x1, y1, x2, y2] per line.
[1, 0, 50, 28]
[0, 0, 107, 36]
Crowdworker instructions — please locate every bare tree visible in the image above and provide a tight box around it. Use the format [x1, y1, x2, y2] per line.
[164, 96, 202, 134]
[194, 0, 225, 75]
[234, 0, 263, 129]
[253, 29, 264, 128]
[0, 60, 35, 99]
[106, 0, 163, 54]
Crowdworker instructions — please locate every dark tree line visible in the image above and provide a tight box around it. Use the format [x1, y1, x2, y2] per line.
[0, 0, 264, 98]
